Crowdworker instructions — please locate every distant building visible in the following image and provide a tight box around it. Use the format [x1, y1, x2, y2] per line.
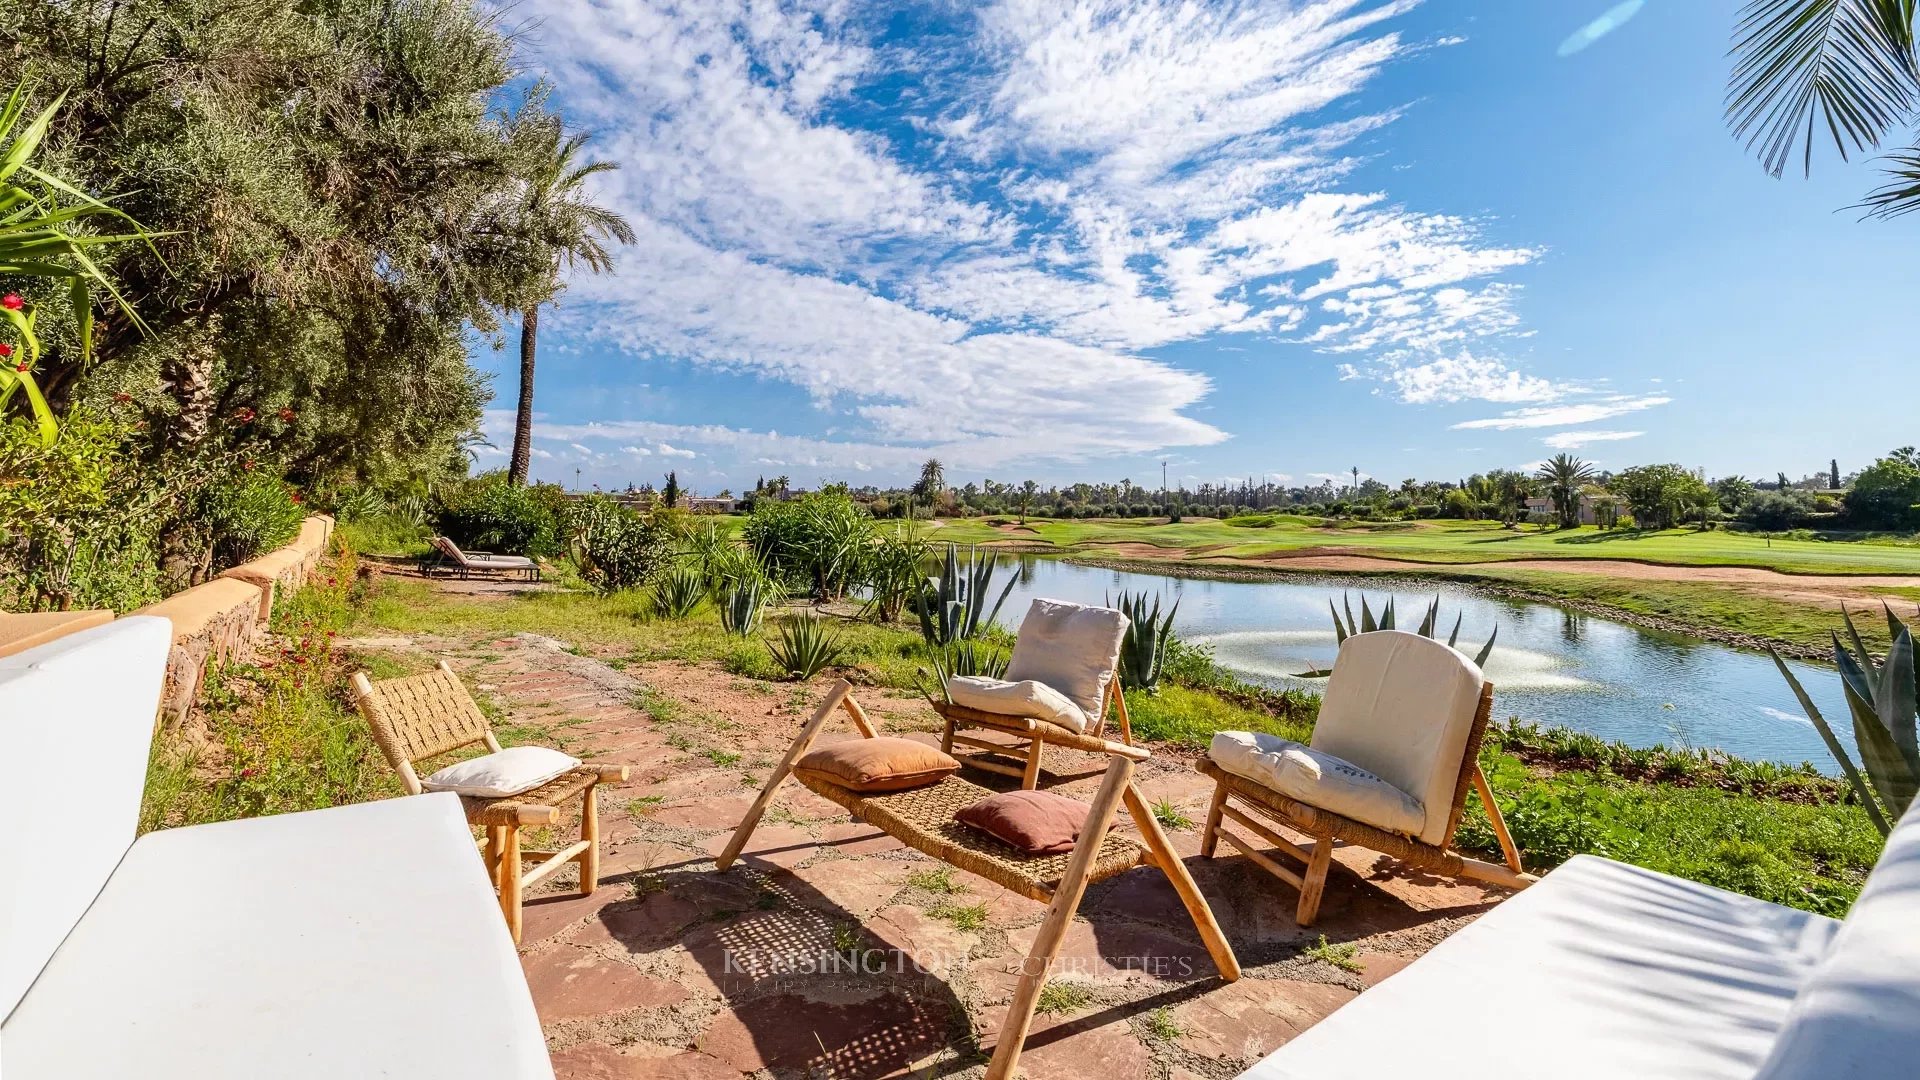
[1524, 493, 1612, 526]
[686, 496, 740, 514]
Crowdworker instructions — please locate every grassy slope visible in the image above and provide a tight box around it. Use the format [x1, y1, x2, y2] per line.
[929, 516, 1920, 575]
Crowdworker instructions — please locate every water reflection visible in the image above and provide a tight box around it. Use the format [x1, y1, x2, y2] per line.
[983, 556, 1856, 772]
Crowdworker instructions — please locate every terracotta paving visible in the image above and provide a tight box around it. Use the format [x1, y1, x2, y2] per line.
[348, 622, 1513, 1079]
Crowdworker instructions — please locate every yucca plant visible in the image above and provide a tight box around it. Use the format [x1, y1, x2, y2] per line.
[719, 579, 766, 636]
[1, 82, 160, 446]
[1109, 590, 1178, 693]
[916, 543, 1016, 646]
[1771, 607, 1919, 837]
[913, 641, 1010, 707]
[650, 567, 706, 619]
[767, 611, 847, 680]
[863, 524, 931, 622]
[1296, 593, 1497, 677]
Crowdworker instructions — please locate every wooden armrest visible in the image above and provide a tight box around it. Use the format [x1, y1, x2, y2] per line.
[592, 763, 630, 783]
[468, 803, 559, 827]
[1053, 730, 1150, 761]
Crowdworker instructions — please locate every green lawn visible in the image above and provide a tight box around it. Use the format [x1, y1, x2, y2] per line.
[925, 516, 1920, 576]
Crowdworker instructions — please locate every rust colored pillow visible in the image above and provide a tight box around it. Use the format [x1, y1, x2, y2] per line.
[794, 737, 959, 792]
[955, 790, 1091, 855]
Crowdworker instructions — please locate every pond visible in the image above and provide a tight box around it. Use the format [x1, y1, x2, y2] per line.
[983, 555, 1859, 772]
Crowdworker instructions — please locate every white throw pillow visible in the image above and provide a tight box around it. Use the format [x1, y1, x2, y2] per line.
[1209, 730, 1426, 838]
[420, 746, 580, 798]
[947, 675, 1090, 733]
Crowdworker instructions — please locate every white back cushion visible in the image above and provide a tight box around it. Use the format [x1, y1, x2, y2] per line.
[1753, 800, 1920, 1079]
[0, 617, 172, 1023]
[1005, 598, 1129, 721]
[1311, 630, 1484, 846]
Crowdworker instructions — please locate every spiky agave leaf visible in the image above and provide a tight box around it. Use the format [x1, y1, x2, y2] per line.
[1473, 625, 1498, 667]
[1771, 646, 1891, 835]
[1329, 599, 1349, 645]
[1832, 631, 1919, 816]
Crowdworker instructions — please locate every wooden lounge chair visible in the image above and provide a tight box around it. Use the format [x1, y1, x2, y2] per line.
[1197, 630, 1534, 927]
[721, 680, 1240, 1080]
[935, 597, 1133, 789]
[425, 535, 541, 581]
[351, 662, 627, 943]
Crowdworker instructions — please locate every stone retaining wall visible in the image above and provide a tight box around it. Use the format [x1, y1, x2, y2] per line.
[133, 515, 336, 730]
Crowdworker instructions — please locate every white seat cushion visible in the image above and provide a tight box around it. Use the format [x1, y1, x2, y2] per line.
[1242, 854, 1841, 1080]
[2, 794, 553, 1079]
[1004, 598, 1129, 722]
[421, 745, 579, 797]
[1312, 631, 1484, 845]
[1209, 731, 1425, 838]
[947, 676, 1090, 733]
[469, 554, 536, 568]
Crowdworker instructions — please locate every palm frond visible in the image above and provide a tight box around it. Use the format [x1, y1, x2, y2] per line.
[1859, 145, 1920, 213]
[1727, 0, 1920, 177]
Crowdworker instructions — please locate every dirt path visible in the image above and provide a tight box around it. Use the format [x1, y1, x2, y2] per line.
[1075, 542, 1920, 610]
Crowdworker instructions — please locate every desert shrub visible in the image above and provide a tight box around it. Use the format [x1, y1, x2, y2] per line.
[742, 491, 874, 599]
[436, 472, 559, 556]
[201, 471, 306, 569]
[864, 525, 931, 622]
[564, 494, 674, 593]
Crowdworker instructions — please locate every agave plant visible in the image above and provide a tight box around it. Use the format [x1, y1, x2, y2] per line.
[916, 543, 1016, 646]
[650, 567, 706, 619]
[1771, 607, 1919, 837]
[767, 611, 846, 680]
[913, 640, 1010, 707]
[1295, 593, 1497, 677]
[1109, 590, 1178, 693]
[719, 578, 766, 636]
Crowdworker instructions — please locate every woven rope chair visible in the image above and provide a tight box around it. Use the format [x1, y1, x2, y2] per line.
[351, 661, 627, 942]
[1197, 655, 1535, 927]
[720, 680, 1240, 1080]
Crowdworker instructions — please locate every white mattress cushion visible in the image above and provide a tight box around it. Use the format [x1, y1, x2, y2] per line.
[1209, 731, 1425, 838]
[947, 675, 1090, 733]
[1243, 855, 1841, 1080]
[2, 794, 553, 1079]
[1004, 598, 1129, 721]
[421, 745, 579, 797]
[1752, 800, 1920, 1080]
[1311, 631, 1484, 845]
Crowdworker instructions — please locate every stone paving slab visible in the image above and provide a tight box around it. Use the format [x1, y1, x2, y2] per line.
[361, 619, 1513, 1079]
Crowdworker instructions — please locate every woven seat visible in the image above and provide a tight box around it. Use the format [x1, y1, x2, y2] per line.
[352, 661, 629, 942]
[798, 772, 1148, 903]
[722, 680, 1238, 1080]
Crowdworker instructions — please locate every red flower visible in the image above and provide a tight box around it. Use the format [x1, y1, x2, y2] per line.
[239, 767, 257, 779]
[278, 407, 296, 423]
[0, 343, 12, 358]
[291, 493, 304, 504]
[233, 407, 256, 423]
[243, 460, 256, 472]
[1, 294, 22, 311]
[13, 364, 25, 374]
[113, 392, 133, 403]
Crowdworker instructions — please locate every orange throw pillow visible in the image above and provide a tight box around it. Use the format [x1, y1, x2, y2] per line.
[955, 789, 1091, 855]
[794, 737, 960, 792]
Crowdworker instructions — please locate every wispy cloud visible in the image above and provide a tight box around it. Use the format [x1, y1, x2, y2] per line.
[1452, 395, 1672, 431]
[516, 0, 1545, 478]
[1541, 429, 1644, 449]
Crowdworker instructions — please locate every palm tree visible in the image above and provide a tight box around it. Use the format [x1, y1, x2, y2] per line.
[506, 108, 636, 485]
[913, 458, 946, 502]
[1726, 1, 1920, 215]
[1535, 453, 1598, 529]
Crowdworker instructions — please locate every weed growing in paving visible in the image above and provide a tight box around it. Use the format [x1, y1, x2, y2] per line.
[626, 795, 665, 817]
[1034, 980, 1093, 1015]
[1142, 1007, 1184, 1041]
[1305, 934, 1363, 973]
[926, 902, 988, 931]
[907, 867, 961, 894]
[1151, 798, 1195, 830]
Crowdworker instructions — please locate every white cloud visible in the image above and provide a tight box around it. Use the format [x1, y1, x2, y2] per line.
[1541, 429, 1644, 450]
[1452, 395, 1672, 431]
[657, 443, 697, 459]
[1378, 350, 1559, 405]
[517, 0, 1545, 479]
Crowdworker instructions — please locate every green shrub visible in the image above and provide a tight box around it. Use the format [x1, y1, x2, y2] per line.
[650, 567, 706, 618]
[436, 472, 560, 556]
[563, 495, 674, 593]
[201, 471, 306, 570]
[767, 611, 847, 679]
[743, 491, 874, 599]
[0, 406, 164, 611]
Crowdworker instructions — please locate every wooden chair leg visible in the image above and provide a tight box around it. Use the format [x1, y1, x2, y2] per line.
[1019, 736, 1044, 790]
[578, 782, 600, 897]
[1472, 763, 1525, 874]
[499, 826, 524, 944]
[1122, 784, 1240, 981]
[987, 758, 1134, 1080]
[940, 715, 955, 756]
[1295, 836, 1334, 927]
[1199, 783, 1228, 858]
[718, 680, 852, 871]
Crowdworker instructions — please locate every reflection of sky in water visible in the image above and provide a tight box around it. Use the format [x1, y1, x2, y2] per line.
[989, 556, 1857, 772]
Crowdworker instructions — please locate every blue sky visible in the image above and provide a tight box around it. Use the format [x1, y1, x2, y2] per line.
[476, 0, 1915, 496]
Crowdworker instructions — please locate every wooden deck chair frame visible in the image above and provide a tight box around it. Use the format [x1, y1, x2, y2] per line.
[1196, 682, 1536, 926]
[351, 661, 627, 942]
[720, 680, 1240, 1080]
[422, 536, 542, 582]
[934, 677, 1132, 790]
